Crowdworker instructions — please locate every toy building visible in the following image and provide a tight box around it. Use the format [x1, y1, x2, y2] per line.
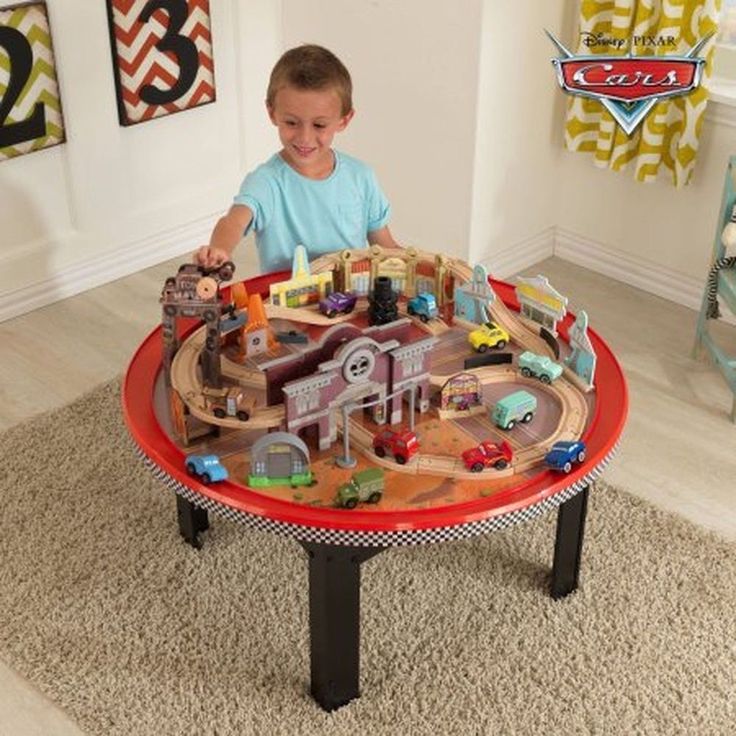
[260, 319, 437, 451]
[438, 372, 482, 416]
[515, 275, 568, 335]
[454, 264, 496, 323]
[565, 310, 597, 387]
[248, 432, 313, 487]
[269, 244, 334, 307]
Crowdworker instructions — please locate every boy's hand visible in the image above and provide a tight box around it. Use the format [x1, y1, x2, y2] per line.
[194, 245, 230, 269]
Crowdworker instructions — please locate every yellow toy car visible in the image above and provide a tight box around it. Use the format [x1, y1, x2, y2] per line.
[468, 321, 510, 352]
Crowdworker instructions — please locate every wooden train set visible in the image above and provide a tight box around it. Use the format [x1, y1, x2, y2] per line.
[156, 246, 598, 509]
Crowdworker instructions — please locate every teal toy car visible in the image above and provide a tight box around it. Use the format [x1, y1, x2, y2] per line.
[491, 390, 537, 430]
[185, 454, 229, 483]
[518, 351, 563, 384]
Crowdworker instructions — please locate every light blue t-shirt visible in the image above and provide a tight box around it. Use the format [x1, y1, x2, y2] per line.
[233, 150, 391, 273]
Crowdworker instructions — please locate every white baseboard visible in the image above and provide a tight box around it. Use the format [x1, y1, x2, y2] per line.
[480, 226, 556, 280]
[0, 215, 219, 323]
[483, 225, 735, 324]
[555, 228, 736, 326]
[554, 227, 707, 312]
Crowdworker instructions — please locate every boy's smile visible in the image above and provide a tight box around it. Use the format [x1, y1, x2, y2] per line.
[268, 85, 354, 179]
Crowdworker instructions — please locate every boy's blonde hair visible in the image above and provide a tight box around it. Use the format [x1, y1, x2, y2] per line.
[266, 44, 353, 116]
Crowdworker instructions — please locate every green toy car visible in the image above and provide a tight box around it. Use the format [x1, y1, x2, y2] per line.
[335, 467, 385, 509]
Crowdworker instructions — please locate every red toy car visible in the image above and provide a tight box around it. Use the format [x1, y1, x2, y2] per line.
[461, 440, 513, 472]
[372, 428, 420, 464]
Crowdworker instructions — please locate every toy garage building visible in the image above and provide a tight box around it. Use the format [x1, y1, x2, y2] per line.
[259, 319, 437, 451]
[248, 432, 312, 487]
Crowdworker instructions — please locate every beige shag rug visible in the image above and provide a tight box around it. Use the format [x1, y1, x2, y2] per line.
[0, 380, 734, 736]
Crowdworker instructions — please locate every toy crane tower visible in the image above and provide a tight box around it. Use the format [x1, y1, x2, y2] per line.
[160, 261, 235, 389]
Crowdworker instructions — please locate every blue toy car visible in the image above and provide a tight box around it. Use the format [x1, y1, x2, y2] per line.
[407, 293, 438, 322]
[185, 454, 229, 483]
[544, 441, 586, 473]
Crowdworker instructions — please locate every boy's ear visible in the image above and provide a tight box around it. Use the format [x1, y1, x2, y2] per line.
[266, 101, 276, 125]
[337, 109, 355, 131]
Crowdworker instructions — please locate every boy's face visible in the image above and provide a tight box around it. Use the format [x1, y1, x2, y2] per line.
[268, 85, 354, 176]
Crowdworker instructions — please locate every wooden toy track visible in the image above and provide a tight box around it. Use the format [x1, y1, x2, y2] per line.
[310, 246, 554, 357]
[170, 247, 591, 477]
[169, 326, 283, 430]
[335, 365, 587, 479]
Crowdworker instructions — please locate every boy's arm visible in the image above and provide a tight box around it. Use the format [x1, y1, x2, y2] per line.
[368, 225, 403, 250]
[194, 205, 253, 268]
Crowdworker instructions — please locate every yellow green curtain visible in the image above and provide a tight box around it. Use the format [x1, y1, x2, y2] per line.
[566, 0, 721, 187]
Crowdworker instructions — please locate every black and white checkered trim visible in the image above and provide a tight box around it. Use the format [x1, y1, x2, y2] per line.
[132, 441, 618, 547]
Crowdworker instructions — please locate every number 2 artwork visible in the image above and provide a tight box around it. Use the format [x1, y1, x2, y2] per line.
[106, 0, 216, 126]
[0, 2, 66, 162]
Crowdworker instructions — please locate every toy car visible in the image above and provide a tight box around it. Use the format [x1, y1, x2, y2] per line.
[468, 321, 510, 352]
[518, 351, 564, 384]
[372, 428, 420, 464]
[185, 454, 229, 483]
[407, 292, 438, 322]
[544, 440, 586, 473]
[491, 390, 537, 430]
[203, 386, 257, 421]
[461, 440, 513, 472]
[335, 468, 385, 509]
[319, 291, 358, 318]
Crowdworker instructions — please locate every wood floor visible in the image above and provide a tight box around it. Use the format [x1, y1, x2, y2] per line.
[1, 253, 735, 734]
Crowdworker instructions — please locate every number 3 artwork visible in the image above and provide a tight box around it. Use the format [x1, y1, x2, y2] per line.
[106, 0, 216, 126]
[0, 2, 66, 162]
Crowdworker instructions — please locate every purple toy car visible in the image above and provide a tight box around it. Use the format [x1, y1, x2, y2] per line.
[319, 291, 358, 318]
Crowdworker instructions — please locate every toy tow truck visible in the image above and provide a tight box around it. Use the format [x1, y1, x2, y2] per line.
[203, 386, 256, 421]
[461, 439, 513, 472]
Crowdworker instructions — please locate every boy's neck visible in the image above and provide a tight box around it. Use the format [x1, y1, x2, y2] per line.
[279, 148, 336, 180]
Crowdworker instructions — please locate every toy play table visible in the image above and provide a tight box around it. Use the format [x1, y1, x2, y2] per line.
[122, 271, 628, 712]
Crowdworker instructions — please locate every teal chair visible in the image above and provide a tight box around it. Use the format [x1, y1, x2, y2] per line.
[693, 155, 736, 422]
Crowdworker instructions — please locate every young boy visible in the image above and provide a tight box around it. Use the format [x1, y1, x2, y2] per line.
[195, 44, 400, 273]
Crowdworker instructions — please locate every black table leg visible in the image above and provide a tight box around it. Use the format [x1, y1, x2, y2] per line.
[299, 542, 385, 711]
[176, 495, 209, 549]
[551, 485, 589, 599]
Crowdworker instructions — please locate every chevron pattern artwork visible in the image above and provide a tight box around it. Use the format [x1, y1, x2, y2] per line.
[0, 2, 65, 162]
[107, 0, 216, 126]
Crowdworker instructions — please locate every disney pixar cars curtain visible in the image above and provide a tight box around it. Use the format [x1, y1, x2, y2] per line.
[565, 0, 721, 187]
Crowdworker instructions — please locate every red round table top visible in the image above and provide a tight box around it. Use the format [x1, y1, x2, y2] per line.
[123, 272, 628, 547]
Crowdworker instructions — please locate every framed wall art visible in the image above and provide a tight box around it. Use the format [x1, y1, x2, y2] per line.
[106, 0, 216, 126]
[0, 1, 66, 162]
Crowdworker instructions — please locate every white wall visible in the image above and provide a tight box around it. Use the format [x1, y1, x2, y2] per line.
[281, 0, 483, 259]
[468, 0, 569, 269]
[0, 0, 281, 321]
[554, 106, 736, 310]
[2, 0, 733, 322]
